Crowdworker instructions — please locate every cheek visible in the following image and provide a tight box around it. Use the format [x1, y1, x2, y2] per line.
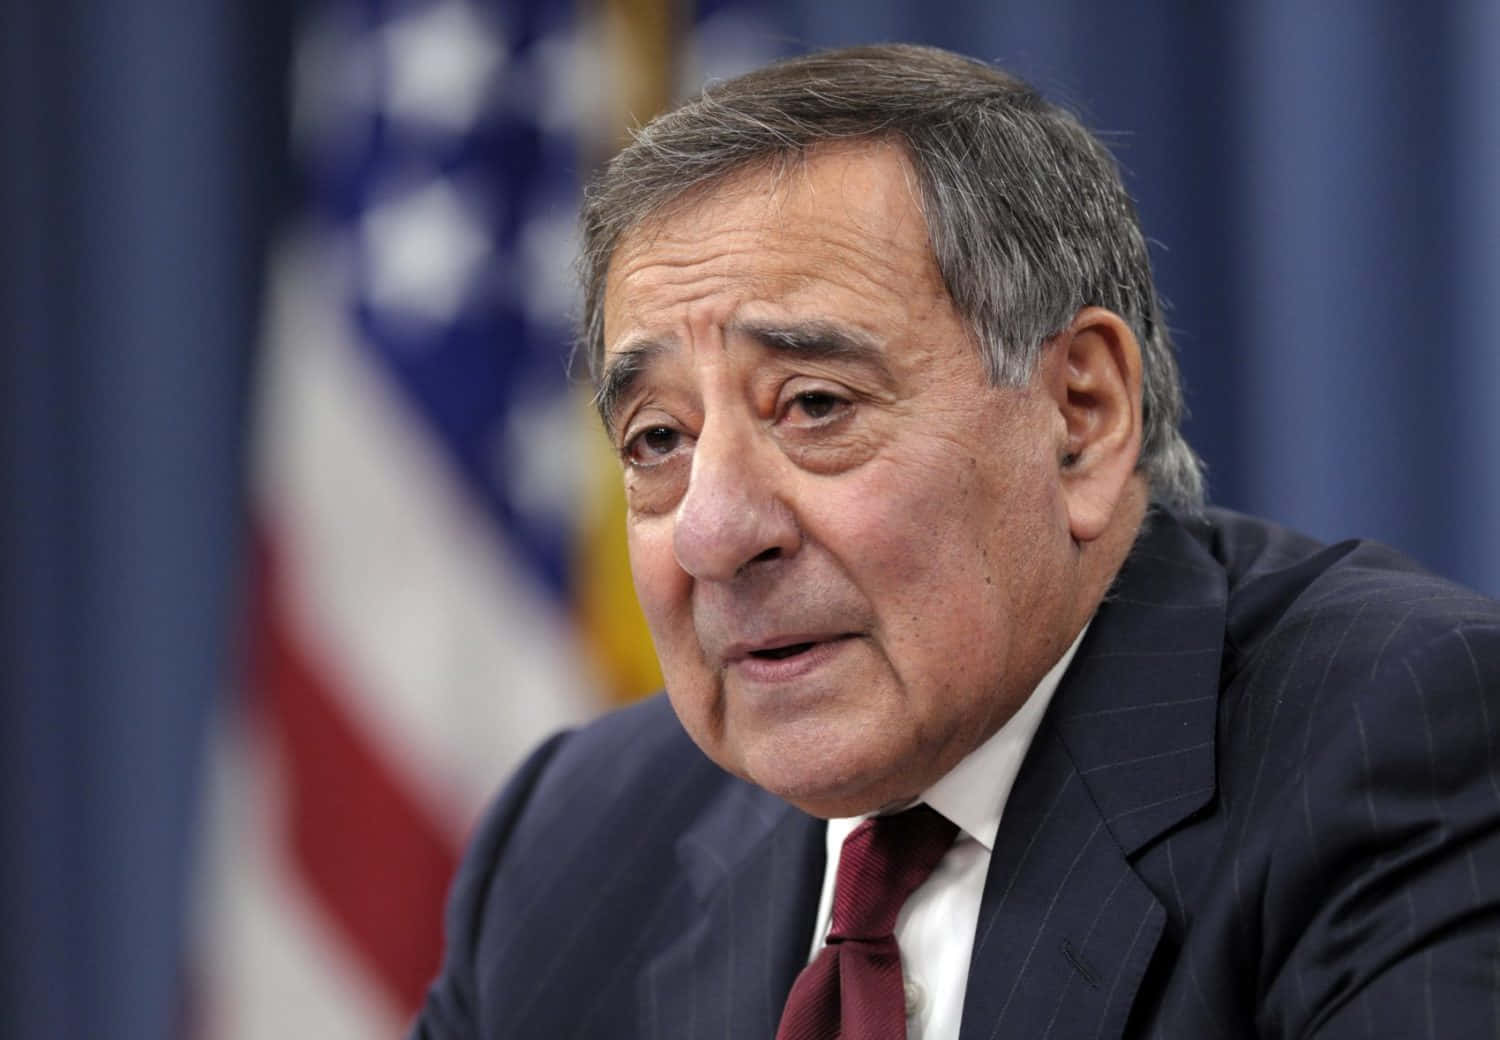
[834, 448, 1010, 582]
[820, 445, 1055, 678]
[626, 520, 693, 649]
[825, 459, 1011, 633]
[628, 522, 726, 738]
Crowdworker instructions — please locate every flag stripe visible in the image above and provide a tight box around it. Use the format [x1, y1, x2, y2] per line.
[251, 524, 458, 1013]
[197, 5, 785, 1035]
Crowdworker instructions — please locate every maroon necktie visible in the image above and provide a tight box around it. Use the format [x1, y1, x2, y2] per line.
[776, 804, 960, 1040]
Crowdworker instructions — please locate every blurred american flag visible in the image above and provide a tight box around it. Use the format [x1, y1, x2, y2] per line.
[193, 0, 778, 1035]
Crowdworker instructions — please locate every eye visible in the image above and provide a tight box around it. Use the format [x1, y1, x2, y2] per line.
[784, 389, 848, 425]
[623, 424, 688, 467]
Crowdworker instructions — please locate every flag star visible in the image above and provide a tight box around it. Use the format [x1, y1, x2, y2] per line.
[495, 393, 585, 530]
[518, 26, 612, 140]
[381, 1, 504, 131]
[361, 179, 491, 324]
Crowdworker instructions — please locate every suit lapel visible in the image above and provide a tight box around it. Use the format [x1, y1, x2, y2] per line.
[960, 511, 1227, 1040]
[639, 781, 824, 1040]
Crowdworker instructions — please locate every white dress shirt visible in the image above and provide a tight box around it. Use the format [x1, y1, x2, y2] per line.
[806, 625, 1089, 1040]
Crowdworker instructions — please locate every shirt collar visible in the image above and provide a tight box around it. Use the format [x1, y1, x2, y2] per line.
[923, 621, 1088, 850]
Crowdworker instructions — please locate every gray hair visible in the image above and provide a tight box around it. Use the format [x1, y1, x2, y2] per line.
[578, 43, 1204, 511]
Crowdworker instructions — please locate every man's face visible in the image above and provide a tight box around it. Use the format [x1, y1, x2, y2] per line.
[600, 141, 1082, 818]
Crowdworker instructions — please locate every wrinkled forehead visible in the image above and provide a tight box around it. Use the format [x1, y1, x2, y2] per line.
[624, 139, 925, 259]
[591, 136, 938, 376]
[602, 141, 940, 333]
[593, 140, 962, 433]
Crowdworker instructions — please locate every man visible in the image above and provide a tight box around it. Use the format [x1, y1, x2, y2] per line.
[413, 45, 1500, 1039]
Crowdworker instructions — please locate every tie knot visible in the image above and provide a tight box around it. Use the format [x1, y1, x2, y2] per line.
[829, 804, 958, 942]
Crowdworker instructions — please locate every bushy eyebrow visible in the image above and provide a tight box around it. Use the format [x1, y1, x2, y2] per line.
[594, 319, 888, 435]
[594, 340, 665, 436]
[731, 319, 884, 363]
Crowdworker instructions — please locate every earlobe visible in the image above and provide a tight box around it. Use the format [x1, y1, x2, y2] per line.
[1050, 307, 1144, 543]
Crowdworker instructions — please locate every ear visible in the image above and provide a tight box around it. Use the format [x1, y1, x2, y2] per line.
[1043, 307, 1144, 543]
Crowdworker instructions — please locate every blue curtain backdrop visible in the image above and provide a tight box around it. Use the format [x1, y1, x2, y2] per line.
[2, 2, 1496, 1037]
[0, 1, 293, 1037]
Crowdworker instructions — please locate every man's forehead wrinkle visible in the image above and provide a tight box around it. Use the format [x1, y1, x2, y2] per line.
[620, 146, 925, 266]
[623, 217, 921, 299]
[597, 139, 959, 438]
[606, 225, 766, 312]
[601, 234, 748, 358]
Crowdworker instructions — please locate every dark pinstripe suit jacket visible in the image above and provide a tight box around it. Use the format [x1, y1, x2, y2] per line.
[413, 508, 1500, 1039]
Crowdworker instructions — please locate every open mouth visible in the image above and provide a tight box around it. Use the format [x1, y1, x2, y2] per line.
[748, 642, 817, 660]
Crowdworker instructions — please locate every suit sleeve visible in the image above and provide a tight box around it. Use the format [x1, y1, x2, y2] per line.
[1259, 619, 1500, 1039]
[407, 730, 572, 1040]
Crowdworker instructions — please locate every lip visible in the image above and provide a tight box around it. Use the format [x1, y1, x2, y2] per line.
[723, 633, 858, 684]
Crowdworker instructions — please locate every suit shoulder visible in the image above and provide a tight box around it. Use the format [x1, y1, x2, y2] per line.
[543, 691, 708, 784]
[425, 695, 798, 1036]
[1199, 511, 1500, 834]
[1146, 511, 1500, 1037]
[1194, 507, 1500, 680]
[444, 695, 732, 929]
[497, 693, 738, 842]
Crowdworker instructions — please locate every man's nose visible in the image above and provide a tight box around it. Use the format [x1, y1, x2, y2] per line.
[672, 418, 800, 583]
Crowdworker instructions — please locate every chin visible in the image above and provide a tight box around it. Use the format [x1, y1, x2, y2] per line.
[742, 744, 921, 820]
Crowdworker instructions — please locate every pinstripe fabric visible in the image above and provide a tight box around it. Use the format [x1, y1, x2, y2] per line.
[411, 693, 825, 1040]
[412, 508, 1500, 1039]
